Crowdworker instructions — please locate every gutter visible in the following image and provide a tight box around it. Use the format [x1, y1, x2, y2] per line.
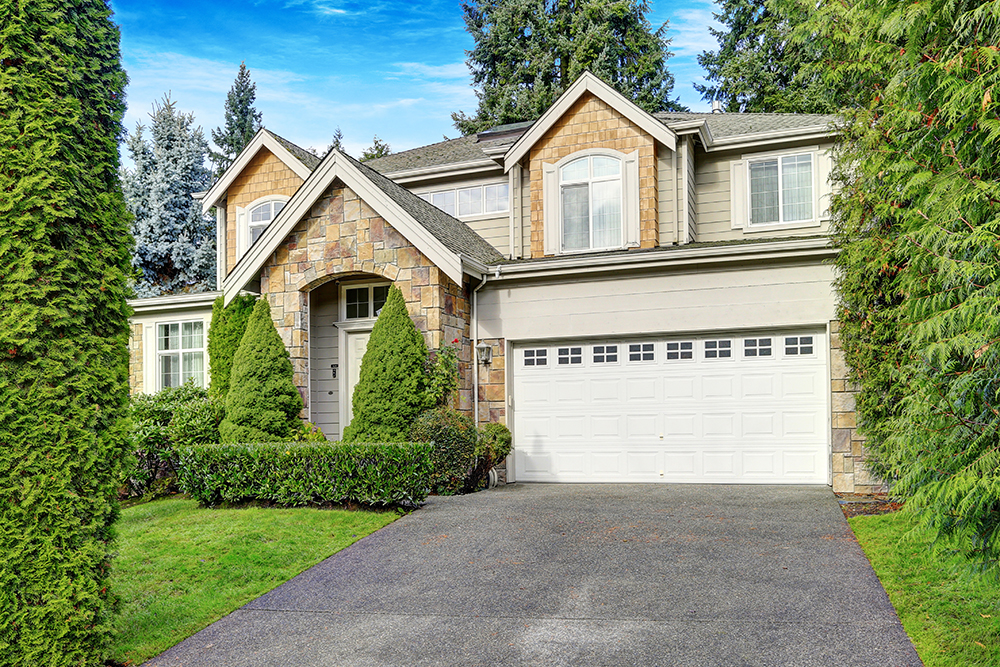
[128, 290, 221, 315]
[379, 159, 501, 183]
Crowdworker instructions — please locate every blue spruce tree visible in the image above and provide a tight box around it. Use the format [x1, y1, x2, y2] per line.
[123, 95, 216, 296]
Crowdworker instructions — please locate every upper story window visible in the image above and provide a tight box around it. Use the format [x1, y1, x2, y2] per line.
[560, 155, 622, 251]
[249, 200, 285, 247]
[237, 195, 290, 257]
[749, 153, 813, 226]
[157, 320, 205, 390]
[341, 282, 390, 320]
[418, 183, 509, 218]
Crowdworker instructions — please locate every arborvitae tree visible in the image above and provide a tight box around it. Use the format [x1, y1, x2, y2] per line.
[123, 95, 215, 297]
[219, 299, 303, 443]
[0, 1, 133, 664]
[453, 0, 685, 134]
[359, 134, 391, 162]
[343, 286, 431, 442]
[207, 294, 258, 401]
[696, 0, 836, 113]
[822, 0, 1000, 568]
[209, 61, 263, 177]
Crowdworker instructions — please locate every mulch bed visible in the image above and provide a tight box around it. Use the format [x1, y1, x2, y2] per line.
[835, 493, 904, 519]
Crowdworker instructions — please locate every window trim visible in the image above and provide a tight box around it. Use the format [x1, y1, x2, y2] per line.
[730, 147, 830, 233]
[155, 319, 206, 391]
[339, 280, 392, 322]
[522, 348, 549, 368]
[745, 151, 815, 229]
[543, 148, 640, 255]
[416, 181, 510, 220]
[236, 194, 291, 257]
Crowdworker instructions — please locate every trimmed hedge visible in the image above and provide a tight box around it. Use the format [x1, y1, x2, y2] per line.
[410, 407, 477, 495]
[177, 441, 434, 507]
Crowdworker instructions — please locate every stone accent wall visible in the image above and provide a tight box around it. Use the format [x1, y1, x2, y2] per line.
[529, 92, 658, 258]
[129, 322, 143, 395]
[225, 148, 305, 275]
[476, 338, 506, 425]
[830, 320, 887, 494]
[259, 184, 473, 413]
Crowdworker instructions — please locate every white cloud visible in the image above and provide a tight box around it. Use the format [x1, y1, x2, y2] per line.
[282, 0, 351, 16]
[668, 2, 722, 60]
[392, 62, 470, 79]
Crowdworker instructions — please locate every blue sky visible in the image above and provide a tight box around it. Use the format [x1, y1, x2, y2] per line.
[111, 0, 722, 160]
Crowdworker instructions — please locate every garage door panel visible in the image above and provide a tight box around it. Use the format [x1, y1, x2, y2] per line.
[513, 331, 828, 484]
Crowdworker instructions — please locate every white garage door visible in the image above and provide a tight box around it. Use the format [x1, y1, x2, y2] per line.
[512, 331, 828, 484]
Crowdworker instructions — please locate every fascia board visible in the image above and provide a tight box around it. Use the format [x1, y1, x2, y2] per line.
[382, 159, 502, 184]
[703, 128, 836, 153]
[128, 291, 221, 315]
[223, 152, 467, 305]
[503, 72, 677, 171]
[201, 131, 313, 213]
[488, 238, 835, 281]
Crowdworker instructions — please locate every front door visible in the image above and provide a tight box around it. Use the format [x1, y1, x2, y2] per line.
[345, 330, 371, 427]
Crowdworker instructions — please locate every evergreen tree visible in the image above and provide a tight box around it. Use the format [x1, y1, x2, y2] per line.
[219, 299, 303, 443]
[0, 1, 133, 663]
[308, 126, 345, 158]
[359, 134, 391, 162]
[823, 0, 1000, 568]
[453, 0, 685, 135]
[696, 0, 836, 113]
[209, 61, 263, 177]
[343, 286, 432, 442]
[207, 294, 258, 402]
[123, 95, 216, 297]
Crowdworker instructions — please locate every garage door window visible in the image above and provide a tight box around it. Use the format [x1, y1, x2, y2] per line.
[557, 347, 583, 365]
[593, 344, 618, 363]
[628, 342, 654, 362]
[524, 349, 548, 366]
[744, 338, 773, 358]
[704, 340, 732, 359]
[666, 341, 694, 361]
[784, 336, 814, 356]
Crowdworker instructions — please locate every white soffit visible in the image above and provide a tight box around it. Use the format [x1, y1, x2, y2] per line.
[222, 150, 466, 305]
[201, 129, 314, 213]
[503, 71, 678, 171]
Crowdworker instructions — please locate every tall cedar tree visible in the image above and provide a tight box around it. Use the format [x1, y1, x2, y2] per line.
[123, 95, 215, 296]
[696, 0, 836, 113]
[209, 62, 263, 178]
[0, 0, 133, 664]
[342, 285, 431, 442]
[453, 0, 685, 134]
[815, 0, 1000, 568]
[207, 294, 258, 401]
[219, 299, 303, 443]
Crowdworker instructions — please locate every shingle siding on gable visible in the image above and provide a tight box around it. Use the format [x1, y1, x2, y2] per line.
[225, 148, 305, 275]
[528, 92, 658, 258]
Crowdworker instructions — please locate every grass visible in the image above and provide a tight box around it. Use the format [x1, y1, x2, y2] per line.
[110, 495, 398, 665]
[849, 512, 1000, 667]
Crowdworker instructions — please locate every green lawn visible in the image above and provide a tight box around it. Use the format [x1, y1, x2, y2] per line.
[111, 496, 398, 665]
[850, 512, 1000, 667]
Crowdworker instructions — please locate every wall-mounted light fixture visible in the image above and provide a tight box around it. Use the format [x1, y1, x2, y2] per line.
[475, 341, 492, 366]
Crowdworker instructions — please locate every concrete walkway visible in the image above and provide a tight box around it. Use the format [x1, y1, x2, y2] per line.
[146, 484, 921, 667]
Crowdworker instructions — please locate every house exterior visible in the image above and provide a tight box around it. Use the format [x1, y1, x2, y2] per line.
[127, 72, 880, 494]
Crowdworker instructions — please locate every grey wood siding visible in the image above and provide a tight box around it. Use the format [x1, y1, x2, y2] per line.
[657, 144, 676, 246]
[466, 216, 510, 257]
[686, 137, 697, 243]
[309, 281, 340, 440]
[478, 259, 836, 342]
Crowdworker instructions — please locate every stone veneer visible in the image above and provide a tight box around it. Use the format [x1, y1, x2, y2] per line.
[129, 322, 143, 395]
[259, 183, 474, 413]
[476, 337, 507, 483]
[529, 92, 658, 258]
[225, 148, 305, 275]
[830, 320, 887, 494]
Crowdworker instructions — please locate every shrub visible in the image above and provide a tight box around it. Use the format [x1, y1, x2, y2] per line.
[343, 285, 431, 442]
[176, 441, 434, 507]
[0, 1, 132, 663]
[466, 422, 513, 491]
[124, 384, 221, 497]
[219, 299, 303, 443]
[410, 407, 477, 494]
[426, 340, 459, 408]
[207, 294, 258, 401]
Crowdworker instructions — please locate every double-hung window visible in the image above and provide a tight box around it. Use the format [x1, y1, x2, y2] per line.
[748, 153, 813, 226]
[560, 155, 622, 251]
[157, 321, 205, 389]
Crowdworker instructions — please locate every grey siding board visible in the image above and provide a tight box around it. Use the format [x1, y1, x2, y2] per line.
[657, 144, 676, 246]
[477, 260, 836, 342]
[309, 281, 340, 440]
[686, 138, 697, 243]
[466, 216, 510, 257]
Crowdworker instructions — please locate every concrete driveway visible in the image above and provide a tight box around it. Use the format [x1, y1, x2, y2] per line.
[146, 484, 921, 667]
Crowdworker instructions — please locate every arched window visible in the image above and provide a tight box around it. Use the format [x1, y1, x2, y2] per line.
[248, 199, 286, 248]
[559, 155, 622, 251]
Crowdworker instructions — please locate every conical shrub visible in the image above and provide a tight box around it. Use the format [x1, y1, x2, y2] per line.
[207, 294, 258, 401]
[343, 285, 431, 442]
[219, 299, 303, 442]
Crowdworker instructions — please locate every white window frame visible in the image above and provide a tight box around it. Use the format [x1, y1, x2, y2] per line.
[522, 348, 549, 368]
[730, 147, 832, 233]
[665, 340, 696, 362]
[156, 319, 206, 391]
[703, 339, 734, 361]
[339, 280, 391, 322]
[543, 148, 640, 255]
[782, 335, 817, 358]
[626, 341, 656, 364]
[417, 181, 510, 220]
[592, 343, 620, 366]
[235, 194, 290, 257]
